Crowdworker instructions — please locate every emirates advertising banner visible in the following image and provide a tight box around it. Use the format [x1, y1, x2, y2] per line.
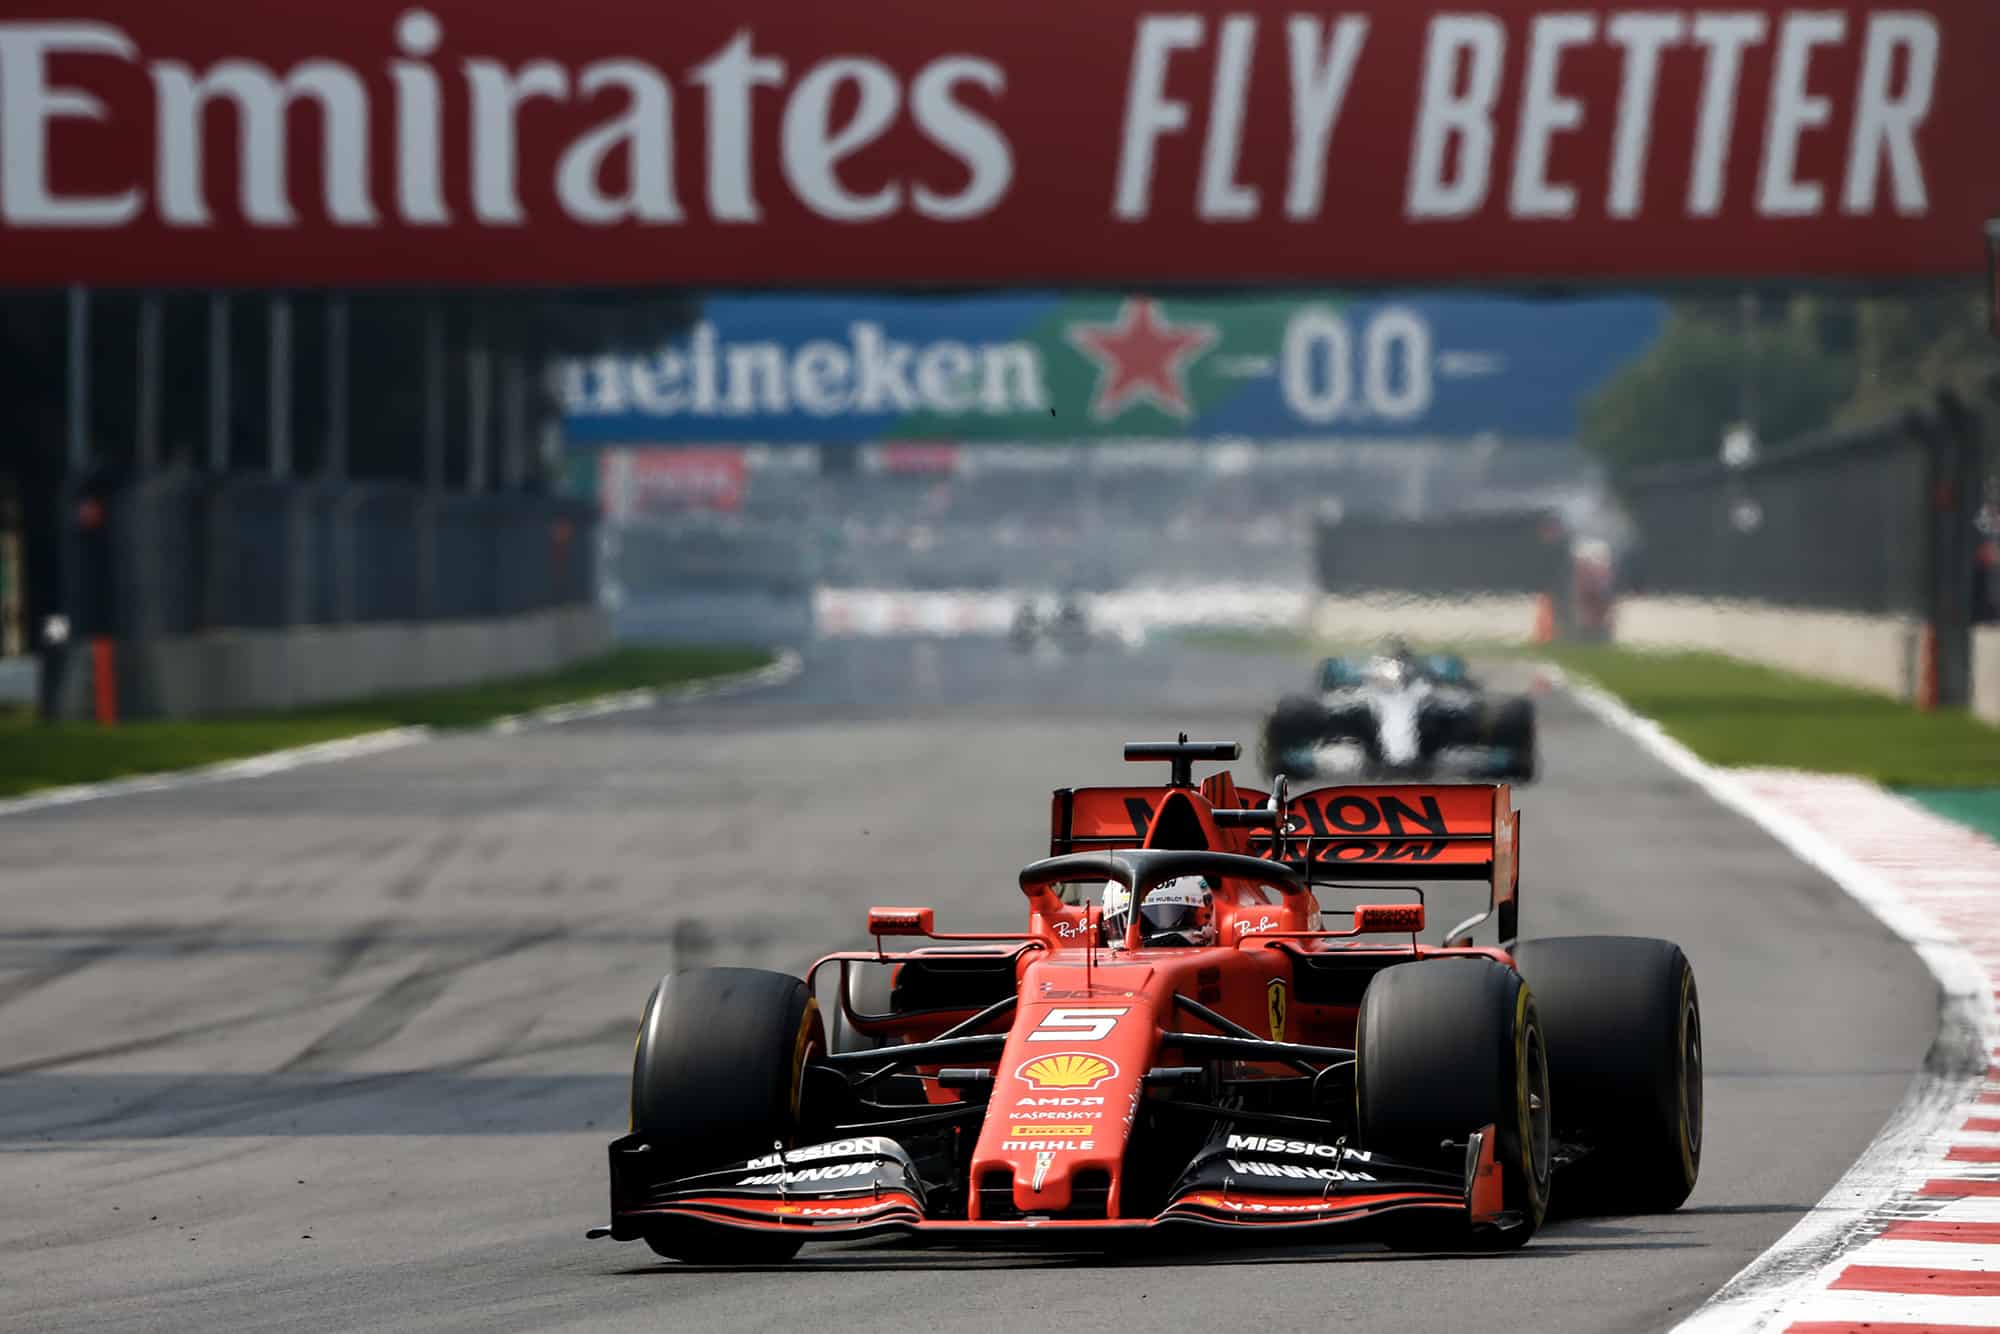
[559, 293, 1664, 445]
[0, 1, 1993, 286]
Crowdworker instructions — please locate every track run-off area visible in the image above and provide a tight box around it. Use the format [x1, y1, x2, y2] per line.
[0, 640, 1946, 1333]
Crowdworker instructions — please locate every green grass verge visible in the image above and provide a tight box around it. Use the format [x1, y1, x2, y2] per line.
[0, 645, 772, 800]
[1177, 624, 2000, 788]
[1539, 643, 2000, 787]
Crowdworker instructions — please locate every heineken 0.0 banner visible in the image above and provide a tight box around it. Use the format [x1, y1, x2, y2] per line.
[559, 293, 1662, 446]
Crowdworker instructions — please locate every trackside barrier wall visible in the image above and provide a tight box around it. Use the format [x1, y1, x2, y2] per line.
[1310, 593, 1544, 645]
[116, 604, 609, 718]
[1975, 627, 2000, 724]
[1612, 597, 1923, 699]
[55, 475, 602, 719]
[104, 476, 595, 635]
[1617, 389, 1984, 708]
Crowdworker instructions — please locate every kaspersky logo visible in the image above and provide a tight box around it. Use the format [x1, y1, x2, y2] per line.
[1066, 298, 1217, 422]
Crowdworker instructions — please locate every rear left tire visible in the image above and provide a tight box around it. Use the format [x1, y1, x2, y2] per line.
[1510, 936, 1701, 1215]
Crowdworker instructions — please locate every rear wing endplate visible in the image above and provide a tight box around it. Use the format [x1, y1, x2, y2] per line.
[1247, 783, 1521, 945]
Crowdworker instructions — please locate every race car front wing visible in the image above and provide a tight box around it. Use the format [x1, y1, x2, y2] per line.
[590, 1124, 1511, 1246]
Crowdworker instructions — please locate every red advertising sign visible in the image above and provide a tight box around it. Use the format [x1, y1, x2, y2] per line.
[0, 2, 1993, 287]
[873, 444, 963, 475]
[600, 448, 746, 517]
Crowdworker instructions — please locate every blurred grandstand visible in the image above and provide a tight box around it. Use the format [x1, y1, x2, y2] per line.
[593, 438, 1614, 642]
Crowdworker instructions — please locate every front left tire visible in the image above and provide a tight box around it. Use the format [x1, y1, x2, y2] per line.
[1356, 957, 1552, 1249]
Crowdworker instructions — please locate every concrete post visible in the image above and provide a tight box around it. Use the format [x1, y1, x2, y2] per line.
[467, 328, 490, 493]
[501, 350, 528, 490]
[136, 292, 162, 472]
[325, 294, 349, 479]
[424, 300, 446, 491]
[207, 293, 231, 472]
[268, 294, 292, 478]
[66, 285, 89, 472]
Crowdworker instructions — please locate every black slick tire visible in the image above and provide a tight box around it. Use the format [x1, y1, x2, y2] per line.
[630, 967, 824, 1263]
[1492, 697, 1538, 782]
[1262, 695, 1328, 778]
[1509, 936, 1701, 1215]
[1356, 958, 1551, 1250]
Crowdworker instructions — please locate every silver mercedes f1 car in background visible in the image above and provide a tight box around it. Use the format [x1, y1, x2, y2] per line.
[1260, 640, 1537, 783]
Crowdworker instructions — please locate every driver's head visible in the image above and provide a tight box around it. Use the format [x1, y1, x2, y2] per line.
[1368, 656, 1412, 690]
[1100, 876, 1215, 948]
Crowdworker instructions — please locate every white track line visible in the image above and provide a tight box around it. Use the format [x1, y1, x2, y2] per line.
[1552, 670, 1995, 1334]
[0, 648, 802, 819]
[1784, 1291, 2000, 1325]
[1847, 1238, 2000, 1270]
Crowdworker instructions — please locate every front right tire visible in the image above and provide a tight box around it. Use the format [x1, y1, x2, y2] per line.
[1262, 695, 1329, 778]
[630, 966, 823, 1263]
[1490, 697, 1538, 782]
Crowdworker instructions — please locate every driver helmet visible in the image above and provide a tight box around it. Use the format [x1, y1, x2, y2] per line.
[1101, 876, 1215, 948]
[1368, 655, 1412, 690]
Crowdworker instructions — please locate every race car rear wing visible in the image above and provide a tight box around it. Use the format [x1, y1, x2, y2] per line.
[1048, 777, 1519, 944]
[1047, 739, 1519, 944]
[1242, 781, 1521, 946]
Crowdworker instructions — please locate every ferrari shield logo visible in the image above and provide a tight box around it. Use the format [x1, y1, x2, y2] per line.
[1032, 1150, 1056, 1193]
[1267, 979, 1287, 1042]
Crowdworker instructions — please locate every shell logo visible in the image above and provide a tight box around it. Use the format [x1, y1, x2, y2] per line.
[1015, 1051, 1118, 1092]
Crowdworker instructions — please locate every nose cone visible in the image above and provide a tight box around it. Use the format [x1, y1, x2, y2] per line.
[971, 968, 1156, 1218]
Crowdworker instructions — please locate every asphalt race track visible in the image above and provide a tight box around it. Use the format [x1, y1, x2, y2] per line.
[0, 640, 1937, 1334]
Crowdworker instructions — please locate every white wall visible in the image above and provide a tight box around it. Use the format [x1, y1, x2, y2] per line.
[1975, 626, 2000, 723]
[97, 605, 612, 720]
[1310, 593, 1544, 644]
[0, 655, 34, 705]
[1613, 596, 1920, 699]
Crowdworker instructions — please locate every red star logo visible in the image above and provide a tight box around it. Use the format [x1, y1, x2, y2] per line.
[1066, 299, 1217, 422]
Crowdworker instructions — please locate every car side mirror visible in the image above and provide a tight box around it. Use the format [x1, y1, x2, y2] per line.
[867, 906, 935, 937]
[1354, 903, 1425, 934]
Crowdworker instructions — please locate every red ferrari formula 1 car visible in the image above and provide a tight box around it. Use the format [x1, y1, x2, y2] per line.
[589, 739, 1702, 1260]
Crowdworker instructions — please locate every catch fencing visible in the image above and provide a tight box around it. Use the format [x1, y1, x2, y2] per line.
[1615, 387, 1988, 706]
[87, 473, 596, 640]
[1312, 510, 1571, 599]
